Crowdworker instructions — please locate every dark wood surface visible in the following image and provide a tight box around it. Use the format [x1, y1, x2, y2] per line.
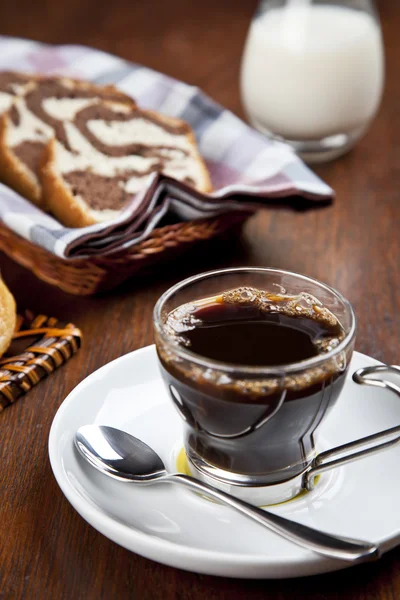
[1, 1, 399, 598]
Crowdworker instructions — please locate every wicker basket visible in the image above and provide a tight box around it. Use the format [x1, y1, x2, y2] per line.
[0, 212, 250, 295]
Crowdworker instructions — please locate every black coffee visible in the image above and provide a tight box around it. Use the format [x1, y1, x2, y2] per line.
[178, 302, 343, 367]
[158, 287, 349, 483]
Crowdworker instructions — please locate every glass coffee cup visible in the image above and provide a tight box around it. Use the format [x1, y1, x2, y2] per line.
[154, 268, 398, 505]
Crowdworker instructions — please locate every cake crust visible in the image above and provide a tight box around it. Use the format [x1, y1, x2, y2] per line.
[40, 139, 97, 227]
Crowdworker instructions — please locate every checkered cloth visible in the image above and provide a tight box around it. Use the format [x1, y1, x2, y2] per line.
[0, 37, 333, 258]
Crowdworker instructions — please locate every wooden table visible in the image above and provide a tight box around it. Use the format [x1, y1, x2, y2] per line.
[1, 0, 399, 598]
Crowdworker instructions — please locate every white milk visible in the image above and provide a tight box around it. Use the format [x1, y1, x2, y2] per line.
[241, 5, 384, 140]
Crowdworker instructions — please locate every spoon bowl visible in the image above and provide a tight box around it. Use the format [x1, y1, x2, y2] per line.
[76, 425, 166, 481]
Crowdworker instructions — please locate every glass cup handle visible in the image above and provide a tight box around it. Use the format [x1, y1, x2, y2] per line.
[304, 365, 400, 491]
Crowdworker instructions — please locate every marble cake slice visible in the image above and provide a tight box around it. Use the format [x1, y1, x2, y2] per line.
[0, 76, 136, 210]
[40, 102, 213, 227]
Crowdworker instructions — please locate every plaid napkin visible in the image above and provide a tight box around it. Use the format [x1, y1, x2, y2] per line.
[0, 37, 333, 259]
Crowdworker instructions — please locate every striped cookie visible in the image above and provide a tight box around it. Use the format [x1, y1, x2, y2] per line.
[0, 76, 135, 209]
[40, 102, 213, 227]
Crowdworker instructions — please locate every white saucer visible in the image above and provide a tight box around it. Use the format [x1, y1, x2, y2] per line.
[48, 347, 400, 579]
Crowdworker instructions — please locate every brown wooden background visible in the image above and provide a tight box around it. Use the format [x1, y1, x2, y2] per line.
[1, 1, 399, 598]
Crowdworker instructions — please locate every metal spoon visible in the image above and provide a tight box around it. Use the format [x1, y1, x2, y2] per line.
[75, 425, 380, 563]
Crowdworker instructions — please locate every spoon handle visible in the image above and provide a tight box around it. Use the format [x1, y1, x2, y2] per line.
[164, 473, 379, 563]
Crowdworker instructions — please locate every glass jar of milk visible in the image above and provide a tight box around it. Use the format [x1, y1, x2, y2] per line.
[240, 0, 384, 162]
